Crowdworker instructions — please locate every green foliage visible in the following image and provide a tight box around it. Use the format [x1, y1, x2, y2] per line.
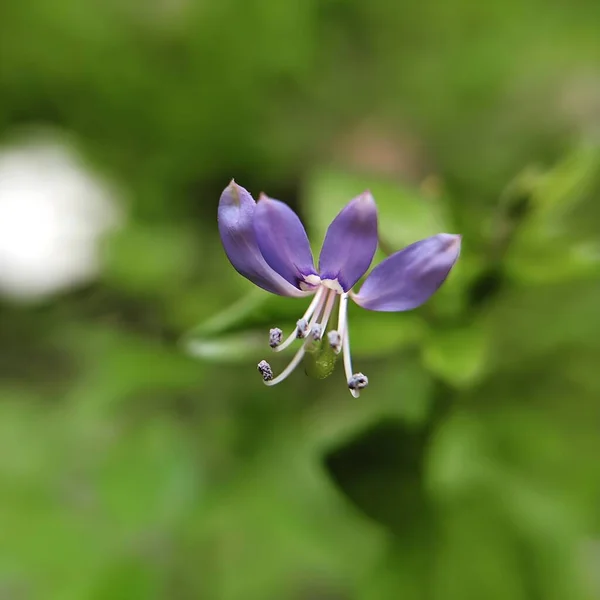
[1, 0, 600, 598]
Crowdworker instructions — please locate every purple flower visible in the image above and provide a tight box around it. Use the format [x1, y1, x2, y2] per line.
[218, 180, 461, 397]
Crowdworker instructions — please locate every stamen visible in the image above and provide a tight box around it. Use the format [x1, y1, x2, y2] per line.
[338, 292, 366, 398]
[327, 330, 342, 354]
[260, 287, 332, 387]
[257, 360, 274, 382]
[261, 342, 307, 387]
[296, 318, 310, 339]
[269, 328, 283, 348]
[259, 287, 351, 389]
[310, 323, 323, 341]
[307, 289, 336, 345]
[273, 287, 326, 353]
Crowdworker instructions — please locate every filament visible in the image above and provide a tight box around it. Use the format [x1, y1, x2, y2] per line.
[317, 289, 337, 337]
[264, 342, 308, 386]
[337, 292, 348, 341]
[274, 286, 326, 352]
[264, 287, 330, 386]
[338, 293, 360, 398]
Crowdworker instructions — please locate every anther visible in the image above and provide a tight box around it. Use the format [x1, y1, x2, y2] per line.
[296, 318, 309, 338]
[269, 328, 283, 348]
[257, 360, 274, 382]
[348, 373, 368, 391]
[310, 324, 323, 341]
[327, 330, 342, 354]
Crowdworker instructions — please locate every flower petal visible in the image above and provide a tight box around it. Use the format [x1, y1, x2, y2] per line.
[218, 181, 307, 297]
[254, 194, 316, 287]
[353, 234, 461, 311]
[318, 191, 378, 291]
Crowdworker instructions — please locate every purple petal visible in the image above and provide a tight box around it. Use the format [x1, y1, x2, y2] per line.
[318, 191, 378, 291]
[218, 181, 307, 297]
[353, 234, 461, 311]
[254, 194, 317, 287]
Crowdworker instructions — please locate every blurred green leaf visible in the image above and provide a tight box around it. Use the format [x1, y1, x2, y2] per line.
[60, 324, 206, 410]
[426, 405, 594, 600]
[359, 537, 432, 600]
[103, 224, 198, 295]
[421, 324, 489, 388]
[532, 147, 600, 216]
[484, 281, 600, 371]
[504, 148, 600, 284]
[430, 505, 530, 600]
[198, 430, 384, 600]
[185, 330, 267, 364]
[302, 357, 434, 453]
[96, 418, 198, 531]
[91, 559, 161, 600]
[506, 236, 600, 285]
[349, 306, 425, 357]
[187, 289, 271, 337]
[184, 289, 318, 364]
[324, 419, 430, 536]
[425, 411, 492, 500]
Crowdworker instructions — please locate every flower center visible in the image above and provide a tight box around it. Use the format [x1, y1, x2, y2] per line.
[257, 280, 368, 397]
[299, 274, 344, 294]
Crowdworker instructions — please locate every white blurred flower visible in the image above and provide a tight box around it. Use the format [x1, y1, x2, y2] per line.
[0, 136, 121, 301]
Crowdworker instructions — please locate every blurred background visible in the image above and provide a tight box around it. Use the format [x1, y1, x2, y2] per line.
[1, 0, 600, 598]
